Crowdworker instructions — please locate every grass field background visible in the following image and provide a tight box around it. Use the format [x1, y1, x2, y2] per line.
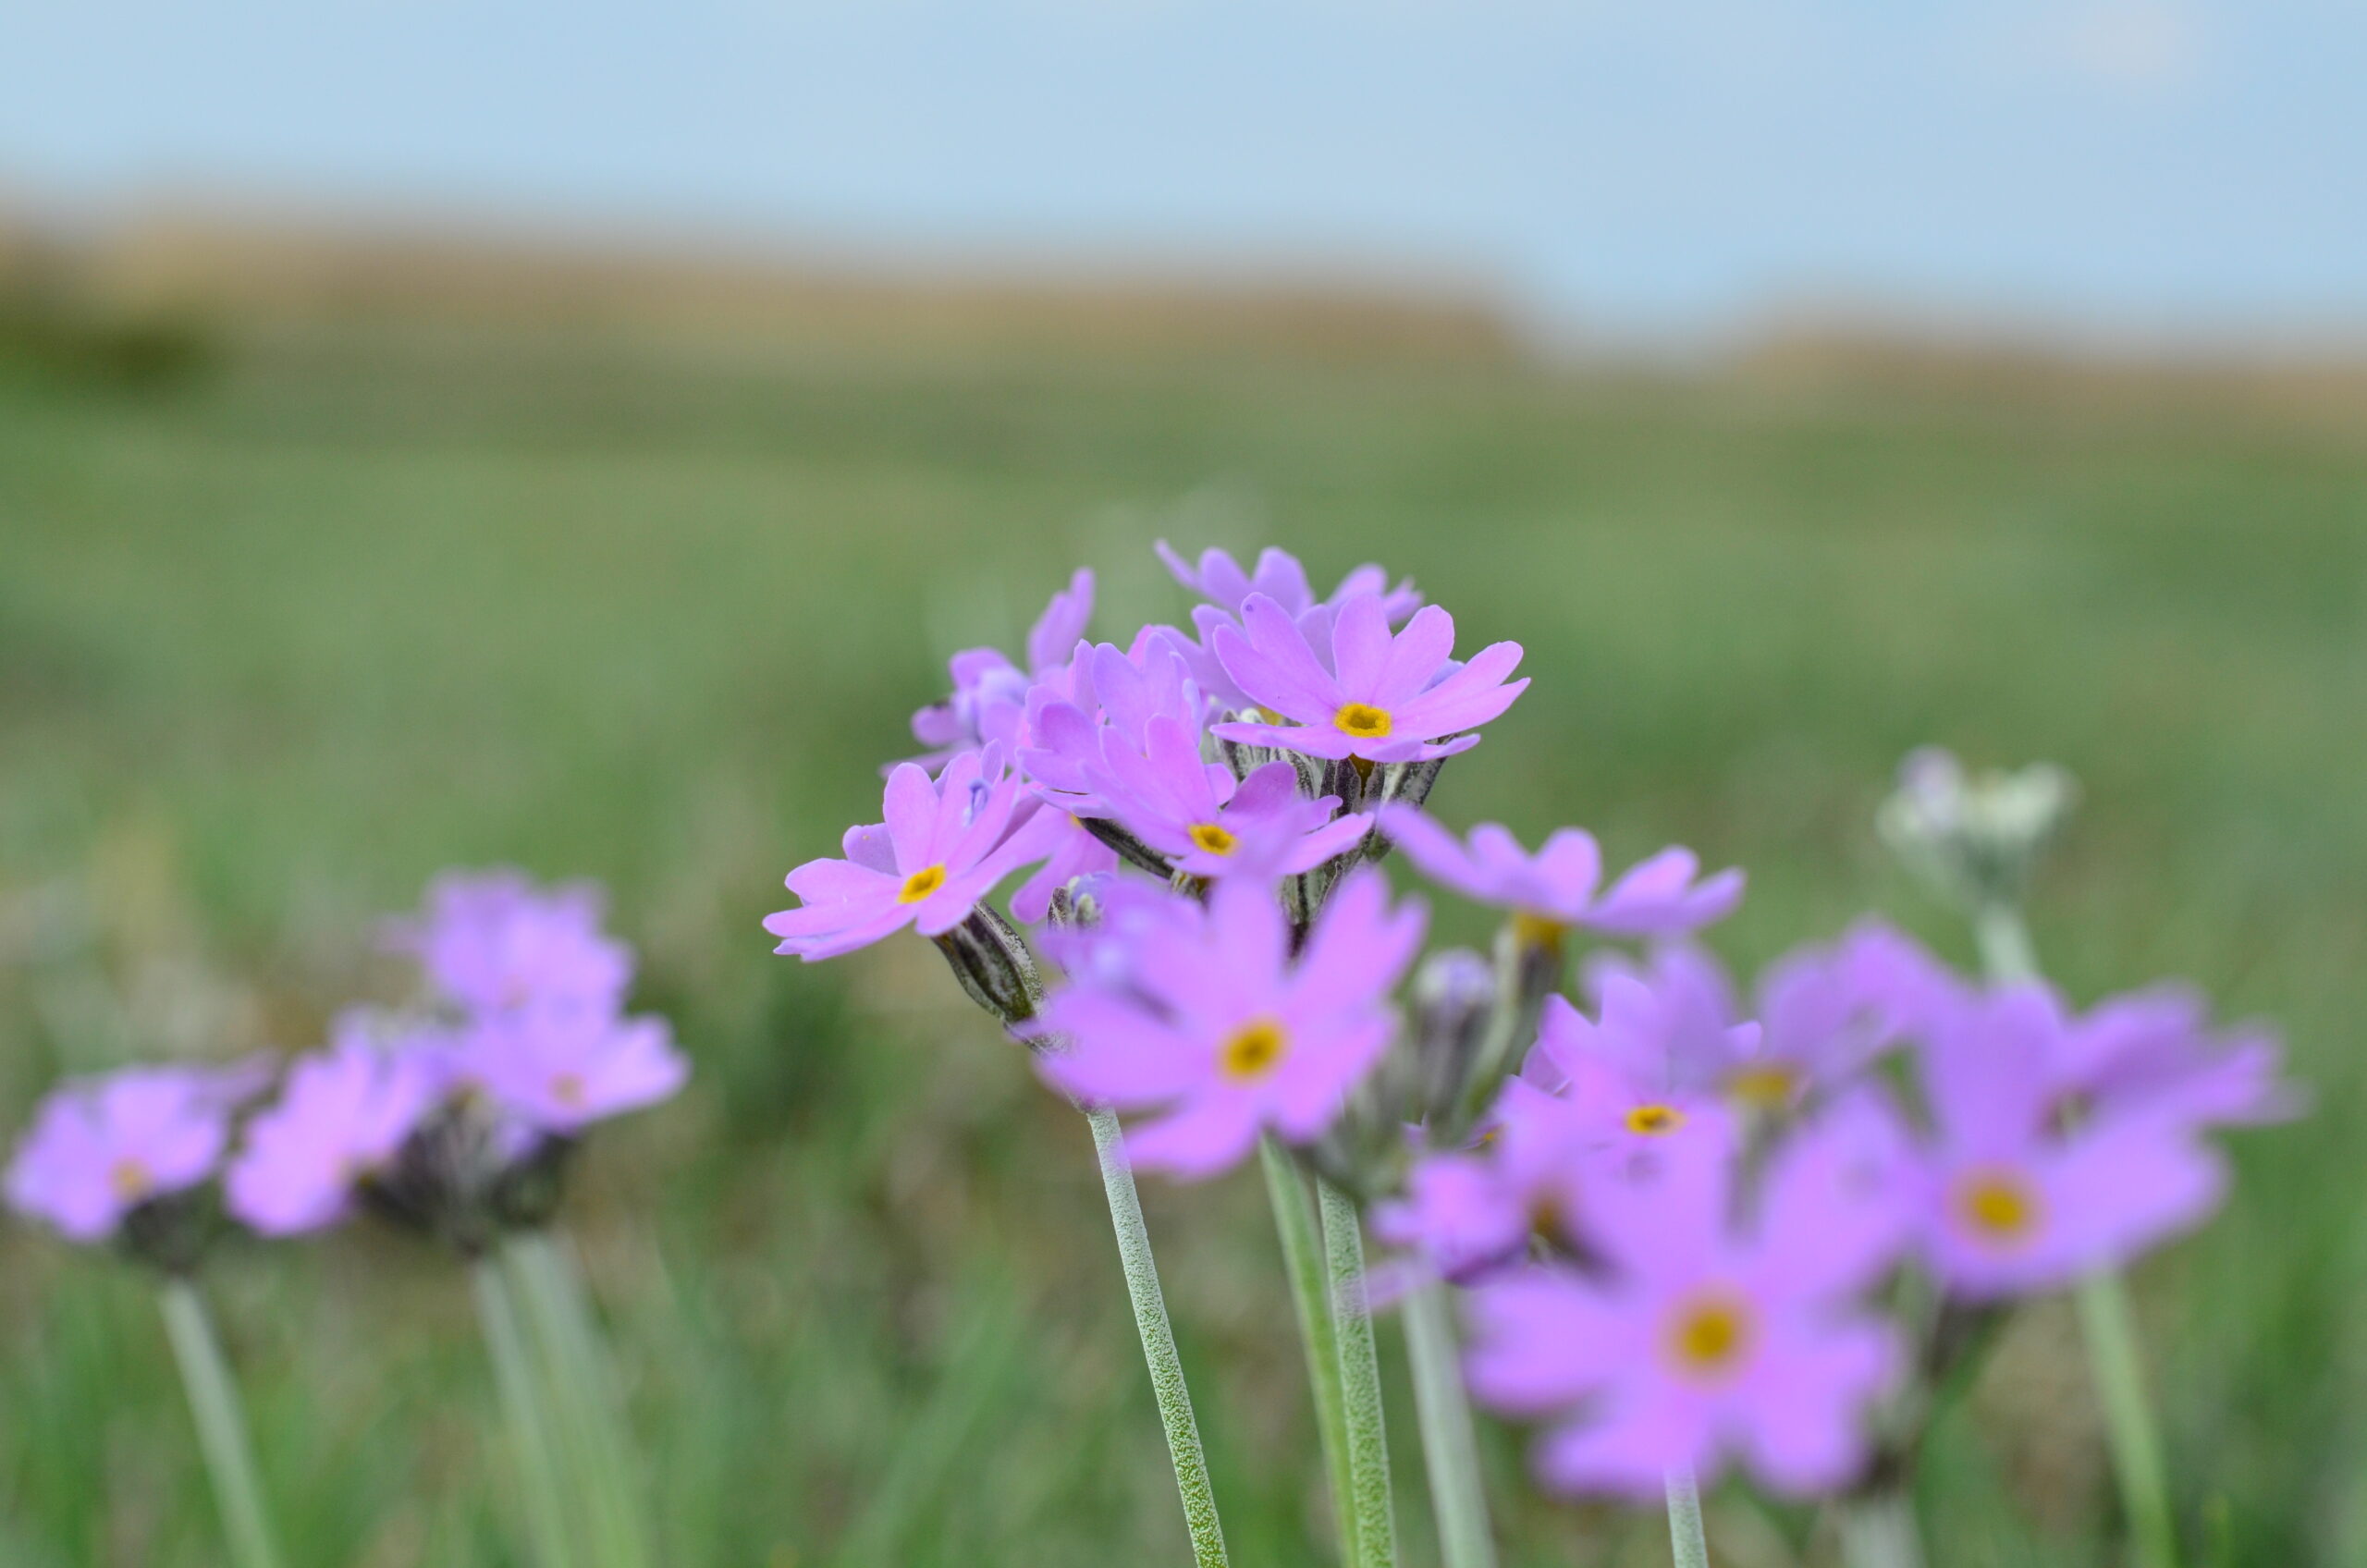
[1, 318, 2361, 1566]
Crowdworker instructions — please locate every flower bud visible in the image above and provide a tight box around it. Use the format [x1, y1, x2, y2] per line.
[1878, 747, 2077, 913]
[932, 903, 1046, 1028]
[1408, 947, 1498, 1124]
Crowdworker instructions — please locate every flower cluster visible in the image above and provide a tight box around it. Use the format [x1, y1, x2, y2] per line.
[766, 540, 2290, 1529]
[6, 870, 686, 1262]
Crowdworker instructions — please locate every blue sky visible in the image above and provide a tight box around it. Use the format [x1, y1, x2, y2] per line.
[2, 1, 2361, 337]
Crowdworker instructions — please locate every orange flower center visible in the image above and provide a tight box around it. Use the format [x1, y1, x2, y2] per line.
[1625, 1103, 1686, 1136]
[1333, 703, 1393, 741]
[550, 1072, 587, 1109]
[897, 864, 949, 903]
[1663, 1290, 1757, 1382]
[1188, 823, 1238, 856]
[1219, 1017, 1290, 1083]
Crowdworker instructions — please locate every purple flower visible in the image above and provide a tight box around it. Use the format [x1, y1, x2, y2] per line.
[1081, 716, 1372, 877]
[1019, 632, 1207, 812]
[1380, 806, 1741, 937]
[1209, 593, 1528, 763]
[469, 1009, 689, 1133]
[910, 569, 1095, 763]
[225, 1026, 438, 1236]
[1009, 811, 1122, 925]
[6, 1065, 246, 1243]
[1913, 986, 2226, 1300]
[1374, 1078, 1598, 1280]
[766, 749, 1059, 960]
[2050, 985, 2293, 1132]
[1521, 988, 1741, 1168]
[1581, 925, 1946, 1113]
[1036, 869, 1426, 1177]
[1156, 541, 1420, 624]
[396, 870, 632, 1019]
[1465, 1124, 1901, 1499]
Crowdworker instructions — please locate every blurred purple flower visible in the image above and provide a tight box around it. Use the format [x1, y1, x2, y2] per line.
[470, 1009, 688, 1133]
[1914, 986, 2227, 1299]
[226, 1025, 438, 1236]
[1521, 988, 1741, 1169]
[1209, 593, 1527, 763]
[1380, 806, 1741, 937]
[2048, 984, 2294, 1133]
[1465, 1124, 1900, 1499]
[6, 1065, 245, 1243]
[1374, 1078, 1597, 1281]
[395, 869, 632, 1020]
[911, 569, 1094, 763]
[1036, 869, 1426, 1178]
[766, 749, 1060, 960]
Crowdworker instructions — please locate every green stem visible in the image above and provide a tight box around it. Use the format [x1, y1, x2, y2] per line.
[1402, 1280, 1498, 1568]
[1263, 1138, 1358, 1561]
[503, 1231, 653, 1568]
[1664, 1468, 1710, 1568]
[470, 1256, 576, 1568]
[1972, 901, 2179, 1568]
[157, 1279, 286, 1568]
[1086, 1107, 1231, 1568]
[1318, 1178, 1397, 1568]
[1837, 1487, 1922, 1568]
[2077, 1270, 2179, 1568]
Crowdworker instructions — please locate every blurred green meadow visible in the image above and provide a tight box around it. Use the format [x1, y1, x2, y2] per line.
[1, 314, 2363, 1568]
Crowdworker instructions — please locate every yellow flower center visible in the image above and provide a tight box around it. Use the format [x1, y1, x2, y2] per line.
[1188, 822, 1238, 856]
[107, 1157, 153, 1202]
[1219, 1017, 1290, 1083]
[1625, 1103, 1686, 1136]
[1510, 910, 1568, 955]
[897, 864, 949, 903]
[1663, 1291, 1757, 1381]
[1333, 703, 1394, 741]
[1955, 1169, 2042, 1246]
[1725, 1063, 1799, 1110]
[550, 1072, 587, 1109]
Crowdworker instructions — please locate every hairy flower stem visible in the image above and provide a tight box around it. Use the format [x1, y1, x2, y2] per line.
[1319, 1178, 1398, 1568]
[1087, 1106, 1232, 1568]
[469, 1258, 576, 1568]
[1263, 1138, 1359, 1560]
[158, 1280, 287, 1568]
[504, 1230, 653, 1568]
[1402, 1280, 1499, 1568]
[1973, 902, 2179, 1568]
[1664, 1467, 1711, 1568]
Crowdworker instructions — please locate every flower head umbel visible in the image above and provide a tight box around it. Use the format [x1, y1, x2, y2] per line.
[395, 868, 632, 1019]
[225, 1023, 438, 1236]
[766, 749, 1056, 959]
[1038, 869, 1426, 1178]
[1466, 1119, 1903, 1499]
[1381, 806, 1742, 939]
[1020, 633, 1208, 814]
[6, 1064, 252, 1244]
[1878, 747, 2077, 913]
[1909, 985, 2227, 1300]
[1210, 593, 1527, 763]
[911, 569, 1095, 763]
